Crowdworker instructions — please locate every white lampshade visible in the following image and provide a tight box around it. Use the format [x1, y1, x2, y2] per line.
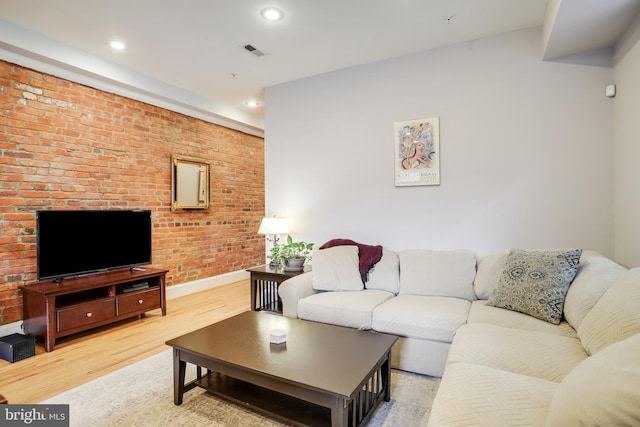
[257, 217, 290, 235]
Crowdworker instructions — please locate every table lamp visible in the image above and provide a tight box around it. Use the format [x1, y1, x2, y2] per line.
[257, 217, 290, 244]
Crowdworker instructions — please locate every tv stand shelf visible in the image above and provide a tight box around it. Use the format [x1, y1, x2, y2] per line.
[19, 267, 168, 352]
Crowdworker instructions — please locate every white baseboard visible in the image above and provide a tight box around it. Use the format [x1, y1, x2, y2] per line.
[0, 269, 250, 339]
[0, 321, 23, 337]
[165, 268, 250, 300]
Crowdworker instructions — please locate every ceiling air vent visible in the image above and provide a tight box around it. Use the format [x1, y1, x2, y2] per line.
[244, 44, 266, 57]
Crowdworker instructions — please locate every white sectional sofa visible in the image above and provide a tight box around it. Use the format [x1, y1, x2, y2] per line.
[278, 245, 640, 426]
[280, 247, 478, 377]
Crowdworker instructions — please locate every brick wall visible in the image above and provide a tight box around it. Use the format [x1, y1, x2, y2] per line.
[0, 60, 265, 326]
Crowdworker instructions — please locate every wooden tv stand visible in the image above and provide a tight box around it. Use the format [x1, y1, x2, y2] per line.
[19, 267, 168, 352]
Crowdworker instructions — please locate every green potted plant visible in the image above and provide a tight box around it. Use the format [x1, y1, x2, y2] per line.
[268, 235, 314, 271]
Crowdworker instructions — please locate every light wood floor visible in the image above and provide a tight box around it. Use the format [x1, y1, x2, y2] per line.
[0, 279, 250, 404]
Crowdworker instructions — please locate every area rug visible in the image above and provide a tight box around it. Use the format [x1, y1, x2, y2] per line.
[42, 349, 440, 426]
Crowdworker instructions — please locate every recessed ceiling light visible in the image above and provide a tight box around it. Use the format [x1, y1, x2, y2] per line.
[260, 7, 284, 21]
[245, 100, 260, 108]
[110, 40, 126, 50]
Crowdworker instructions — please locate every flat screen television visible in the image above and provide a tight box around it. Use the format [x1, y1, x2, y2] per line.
[36, 210, 152, 281]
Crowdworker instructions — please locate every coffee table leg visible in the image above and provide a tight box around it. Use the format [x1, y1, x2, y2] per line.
[331, 399, 348, 427]
[383, 351, 392, 402]
[173, 348, 186, 405]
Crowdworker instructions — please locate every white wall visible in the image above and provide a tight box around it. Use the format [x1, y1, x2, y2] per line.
[264, 28, 615, 257]
[614, 15, 640, 268]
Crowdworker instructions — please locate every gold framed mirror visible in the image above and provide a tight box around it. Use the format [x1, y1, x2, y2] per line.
[171, 155, 210, 211]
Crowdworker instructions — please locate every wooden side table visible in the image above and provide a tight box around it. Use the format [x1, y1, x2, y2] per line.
[246, 265, 311, 313]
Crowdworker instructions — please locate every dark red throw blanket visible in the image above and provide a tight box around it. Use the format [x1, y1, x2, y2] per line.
[319, 238, 383, 283]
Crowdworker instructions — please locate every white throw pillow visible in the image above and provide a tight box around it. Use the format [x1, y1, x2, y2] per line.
[365, 248, 400, 294]
[563, 250, 626, 331]
[473, 252, 507, 300]
[577, 267, 640, 355]
[311, 246, 363, 291]
[546, 332, 640, 427]
[398, 249, 477, 301]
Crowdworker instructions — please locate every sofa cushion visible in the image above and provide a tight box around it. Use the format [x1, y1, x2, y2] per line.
[473, 252, 507, 299]
[468, 300, 577, 338]
[365, 248, 400, 294]
[391, 336, 452, 378]
[297, 289, 394, 330]
[577, 267, 640, 355]
[311, 246, 363, 291]
[372, 295, 470, 342]
[447, 323, 587, 382]
[546, 333, 640, 427]
[563, 250, 627, 331]
[487, 248, 582, 325]
[398, 249, 477, 301]
[428, 362, 558, 427]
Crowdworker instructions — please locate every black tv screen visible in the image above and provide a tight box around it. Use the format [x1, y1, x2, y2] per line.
[36, 210, 152, 281]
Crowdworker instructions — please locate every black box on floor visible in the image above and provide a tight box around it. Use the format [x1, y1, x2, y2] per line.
[0, 333, 36, 362]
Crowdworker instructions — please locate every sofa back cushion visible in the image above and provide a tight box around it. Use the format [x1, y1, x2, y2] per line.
[311, 246, 364, 291]
[563, 250, 627, 330]
[473, 252, 508, 299]
[546, 332, 640, 427]
[398, 249, 477, 301]
[365, 248, 400, 294]
[577, 267, 640, 355]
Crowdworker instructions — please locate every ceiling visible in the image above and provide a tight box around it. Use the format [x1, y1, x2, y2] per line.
[1, 0, 639, 136]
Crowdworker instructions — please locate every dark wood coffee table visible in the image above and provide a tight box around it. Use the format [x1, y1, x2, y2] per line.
[166, 311, 397, 427]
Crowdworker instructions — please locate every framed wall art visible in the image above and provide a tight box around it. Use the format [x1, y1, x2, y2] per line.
[394, 116, 440, 187]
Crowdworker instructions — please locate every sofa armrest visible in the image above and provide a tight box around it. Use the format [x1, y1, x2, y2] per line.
[278, 272, 316, 318]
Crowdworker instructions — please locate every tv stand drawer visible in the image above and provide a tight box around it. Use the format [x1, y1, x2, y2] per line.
[117, 288, 161, 317]
[57, 299, 116, 333]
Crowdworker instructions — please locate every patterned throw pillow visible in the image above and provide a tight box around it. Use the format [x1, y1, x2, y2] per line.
[487, 248, 582, 324]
